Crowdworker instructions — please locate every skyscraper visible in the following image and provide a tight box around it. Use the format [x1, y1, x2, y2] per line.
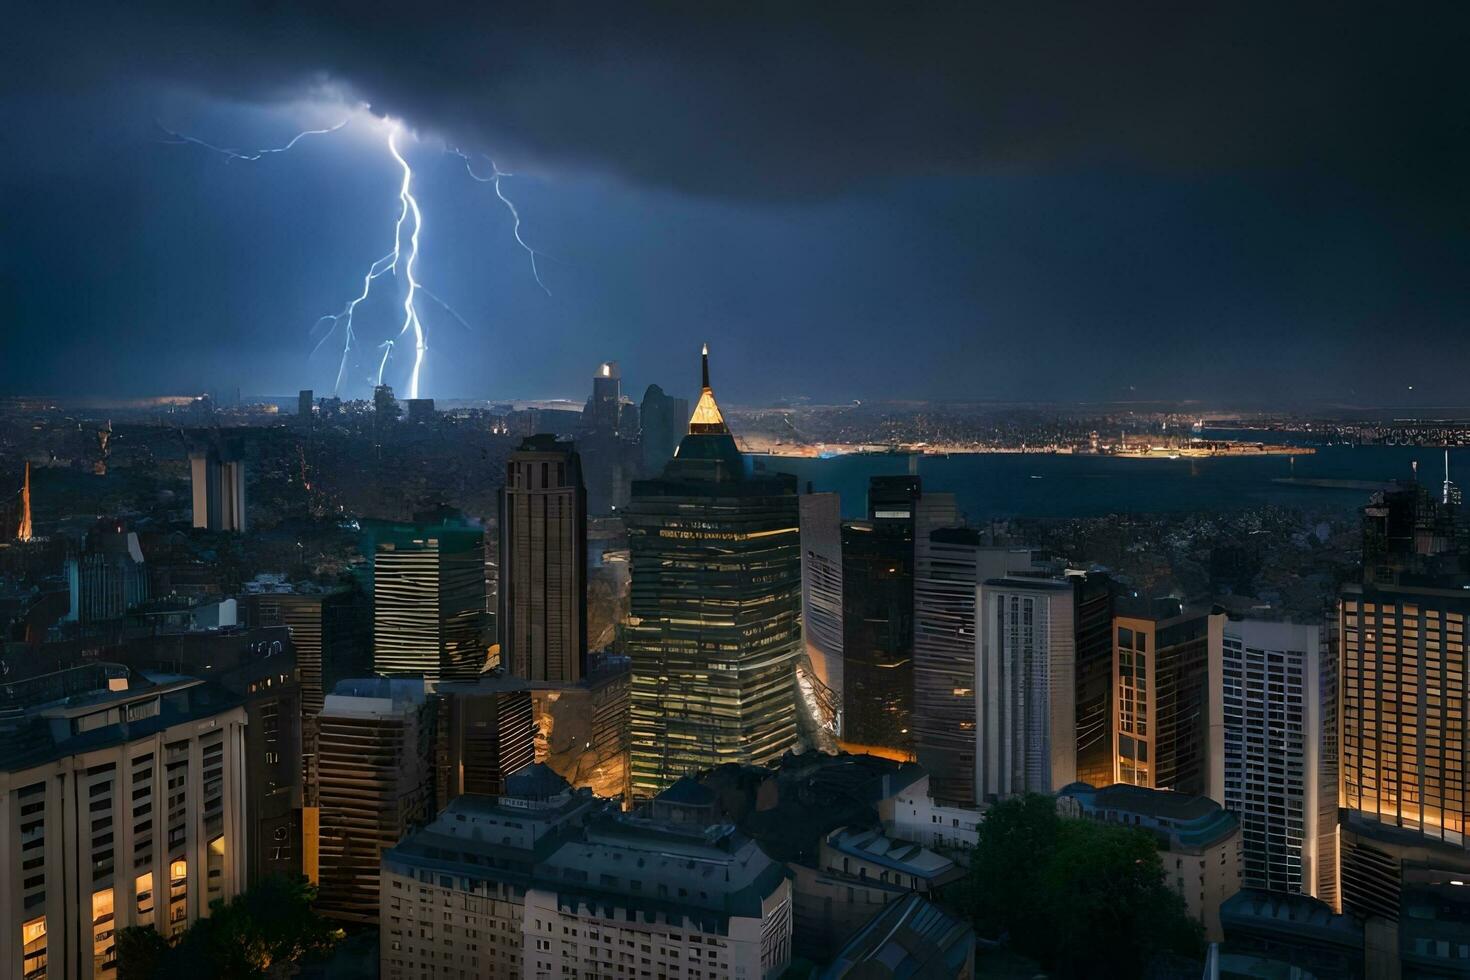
[498, 434, 588, 684]
[1209, 617, 1336, 902]
[297, 388, 313, 425]
[64, 521, 149, 625]
[841, 476, 956, 753]
[365, 512, 487, 683]
[188, 445, 246, 532]
[624, 345, 801, 798]
[638, 383, 689, 476]
[1113, 602, 1221, 796]
[912, 533, 1038, 805]
[975, 576, 1078, 799]
[316, 678, 435, 924]
[798, 491, 844, 740]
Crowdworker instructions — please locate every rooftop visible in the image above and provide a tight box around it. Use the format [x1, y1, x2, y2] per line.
[1060, 782, 1238, 850]
[825, 826, 955, 879]
[822, 892, 974, 979]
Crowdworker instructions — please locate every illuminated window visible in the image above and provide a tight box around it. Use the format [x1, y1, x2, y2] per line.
[23, 915, 46, 980]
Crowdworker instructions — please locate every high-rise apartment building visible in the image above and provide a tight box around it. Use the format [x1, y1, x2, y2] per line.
[0, 664, 248, 980]
[841, 477, 956, 754]
[912, 532, 1037, 805]
[975, 576, 1078, 799]
[624, 346, 801, 797]
[498, 434, 588, 684]
[798, 491, 844, 740]
[1114, 602, 1221, 797]
[365, 512, 487, 683]
[1208, 617, 1337, 902]
[316, 678, 435, 924]
[188, 446, 246, 532]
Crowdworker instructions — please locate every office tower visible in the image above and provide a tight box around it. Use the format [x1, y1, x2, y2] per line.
[110, 627, 307, 885]
[638, 382, 689, 476]
[365, 512, 487, 683]
[523, 814, 793, 978]
[404, 397, 435, 423]
[381, 764, 603, 978]
[240, 585, 371, 812]
[1113, 602, 1220, 796]
[841, 476, 957, 754]
[975, 576, 1078, 799]
[1058, 783, 1242, 942]
[1361, 480, 1463, 586]
[64, 522, 149, 625]
[316, 678, 435, 924]
[498, 434, 588, 683]
[1070, 570, 1116, 788]
[798, 491, 844, 739]
[188, 446, 246, 532]
[240, 585, 372, 721]
[586, 361, 623, 435]
[912, 530, 1038, 805]
[1207, 617, 1336, 902]
[0, 665, 248, 979]
[297, 388, 313, 424]
[433, 679, 537, 803]
[624, 345, 801, 797]
[373, 383, 400, 421]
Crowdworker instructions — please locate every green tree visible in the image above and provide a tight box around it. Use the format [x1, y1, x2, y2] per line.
[117, 875, 342, 979]
[948, 794, 1204, 979]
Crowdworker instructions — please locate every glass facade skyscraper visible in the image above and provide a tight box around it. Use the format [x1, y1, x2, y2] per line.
[624, 346, 801, 798]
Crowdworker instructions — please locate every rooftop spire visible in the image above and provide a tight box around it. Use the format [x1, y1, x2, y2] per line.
[688, 343, 727, 434]
[16, 461, 31, 543]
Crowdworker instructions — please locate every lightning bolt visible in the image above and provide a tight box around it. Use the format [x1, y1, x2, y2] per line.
[157, 119, 348, 161]
[450, 147, 551, 296]
[376, 341, 394, 387]
[163, 113, 546, 401]
[387, 126, 427, 400]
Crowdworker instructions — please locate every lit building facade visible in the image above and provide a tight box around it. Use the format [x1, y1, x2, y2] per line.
[498, 434, 588, 684]
[976, 576, 1078, 799]
[1114, 604, 1221, 796]
[624, 346, 801, 797]
[1208, 617, 1337, 903]
[366, 513, 487, 683]
[316, 678, 435, 924]
[0, 665, 248, 980]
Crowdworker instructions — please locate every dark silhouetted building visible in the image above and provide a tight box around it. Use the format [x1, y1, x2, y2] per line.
[638, 383, 688, 476]
[624, 345, 801, 797]
[498, 435, 587, 684]
[64, 522, 149, 626]
[841, 476, 955, 754]
[434, 678, 537, 803]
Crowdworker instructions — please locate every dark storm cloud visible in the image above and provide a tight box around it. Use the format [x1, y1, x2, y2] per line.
[11, 2, 1469, 201]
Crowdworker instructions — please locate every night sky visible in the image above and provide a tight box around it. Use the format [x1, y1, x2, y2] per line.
[3, 3, 1467, 406]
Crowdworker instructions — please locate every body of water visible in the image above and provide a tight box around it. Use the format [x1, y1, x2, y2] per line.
[753, 444, 1469, 521]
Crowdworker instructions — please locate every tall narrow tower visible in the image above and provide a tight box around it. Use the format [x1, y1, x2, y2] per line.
[16, 461, 31, 542]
